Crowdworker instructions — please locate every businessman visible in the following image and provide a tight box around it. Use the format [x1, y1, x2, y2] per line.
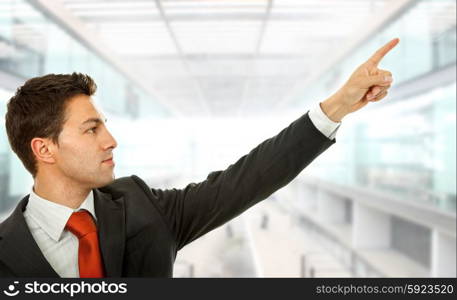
[0, 38, 399, 277]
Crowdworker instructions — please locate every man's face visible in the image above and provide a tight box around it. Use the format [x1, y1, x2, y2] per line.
[51, 94, 118, 188]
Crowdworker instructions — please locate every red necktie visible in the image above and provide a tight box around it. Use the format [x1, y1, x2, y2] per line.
[65, 210, 105, 278]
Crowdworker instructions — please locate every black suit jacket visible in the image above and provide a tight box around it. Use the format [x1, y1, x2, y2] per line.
[0, 112, 335, 277]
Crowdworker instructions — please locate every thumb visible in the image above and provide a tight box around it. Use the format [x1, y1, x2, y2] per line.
[367, 73, 393, 87]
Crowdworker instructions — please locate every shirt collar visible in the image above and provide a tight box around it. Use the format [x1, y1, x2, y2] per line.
[26, 188, 97, 242]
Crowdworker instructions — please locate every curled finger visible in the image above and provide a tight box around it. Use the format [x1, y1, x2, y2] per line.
[369, 90, 388, 102]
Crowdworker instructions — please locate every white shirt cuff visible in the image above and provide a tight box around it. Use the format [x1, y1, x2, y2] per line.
[308, 103, 341, 140]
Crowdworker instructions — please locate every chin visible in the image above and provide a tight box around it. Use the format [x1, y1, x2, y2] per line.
[92, 173, 116, 188]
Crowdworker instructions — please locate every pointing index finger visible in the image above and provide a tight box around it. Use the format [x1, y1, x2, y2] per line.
[367, 38, 400, 66]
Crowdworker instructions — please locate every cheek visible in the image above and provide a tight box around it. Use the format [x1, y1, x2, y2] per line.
[57, 140, 97, 167]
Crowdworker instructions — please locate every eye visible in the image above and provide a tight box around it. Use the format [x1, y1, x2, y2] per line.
[87, 126, 98, 134]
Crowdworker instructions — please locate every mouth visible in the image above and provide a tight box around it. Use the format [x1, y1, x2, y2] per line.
[102, 157, 115, 166]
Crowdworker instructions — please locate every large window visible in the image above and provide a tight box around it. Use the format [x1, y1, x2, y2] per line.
[298, 0, 456, 212]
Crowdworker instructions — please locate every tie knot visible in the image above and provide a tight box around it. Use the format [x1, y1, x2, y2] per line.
[65, 210, 97, 239]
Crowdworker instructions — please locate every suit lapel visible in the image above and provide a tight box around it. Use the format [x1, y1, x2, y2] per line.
[0, 196, 60, 277]
[93, 189, 125, 277]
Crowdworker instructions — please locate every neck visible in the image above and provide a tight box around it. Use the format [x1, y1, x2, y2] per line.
[33, 171, 91, 210]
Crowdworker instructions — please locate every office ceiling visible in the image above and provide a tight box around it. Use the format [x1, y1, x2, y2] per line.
[56, 0, 454, 117]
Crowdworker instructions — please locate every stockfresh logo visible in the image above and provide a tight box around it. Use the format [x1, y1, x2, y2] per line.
[3, 281, 20, 297]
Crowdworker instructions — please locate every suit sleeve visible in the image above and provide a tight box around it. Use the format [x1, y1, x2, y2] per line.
[148, 112, 335, 250]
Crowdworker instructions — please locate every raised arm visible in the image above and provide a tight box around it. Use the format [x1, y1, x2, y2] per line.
[152, 113, 334, 250]
[149, 38, 400, 251]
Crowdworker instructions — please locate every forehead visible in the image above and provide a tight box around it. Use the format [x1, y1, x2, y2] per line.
[64, 94, 104, 123]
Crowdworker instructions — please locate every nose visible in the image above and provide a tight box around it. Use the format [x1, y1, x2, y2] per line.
[102, 127, 118, 151]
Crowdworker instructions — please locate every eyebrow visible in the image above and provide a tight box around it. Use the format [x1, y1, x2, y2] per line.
[79, 117, 107, 129]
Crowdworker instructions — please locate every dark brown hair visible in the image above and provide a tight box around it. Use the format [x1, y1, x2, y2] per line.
[5, 72, 97, 177]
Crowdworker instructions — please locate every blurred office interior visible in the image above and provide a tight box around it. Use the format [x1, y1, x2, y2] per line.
[0, 0, 455, 277]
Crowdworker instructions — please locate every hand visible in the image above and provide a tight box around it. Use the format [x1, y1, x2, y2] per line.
[321, 38, 400, 122]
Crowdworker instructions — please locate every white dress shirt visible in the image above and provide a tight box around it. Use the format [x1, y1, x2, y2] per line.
[21, 103, 339, 278]
[23, 189, 97, 278]
[309, 103, 341, 140]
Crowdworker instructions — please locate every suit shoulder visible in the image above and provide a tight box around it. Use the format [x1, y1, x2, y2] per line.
[97, 175, 150, 197]
[0, 196, 28, 235]
[0, 215, 10, 233]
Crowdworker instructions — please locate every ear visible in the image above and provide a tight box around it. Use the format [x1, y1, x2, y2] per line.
[30, 137, 57, 164]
